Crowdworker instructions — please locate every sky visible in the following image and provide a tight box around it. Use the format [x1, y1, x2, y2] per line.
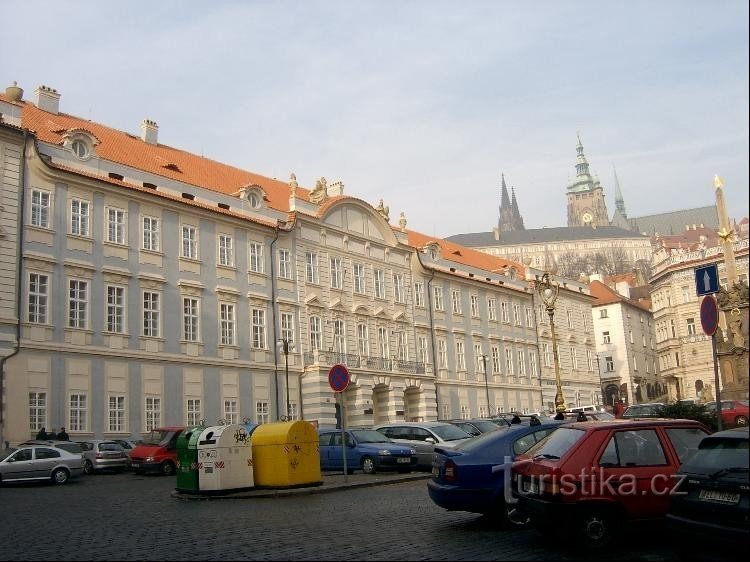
[2, 1, 748, 239]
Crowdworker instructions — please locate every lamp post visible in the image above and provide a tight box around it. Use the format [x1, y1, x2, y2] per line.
[480, 354, 491, 417]
[537, 271, 566, 417]
[277, 338, 294, 420]
[594, 353, 603, 406]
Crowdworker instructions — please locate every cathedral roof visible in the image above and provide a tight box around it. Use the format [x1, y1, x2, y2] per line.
[628, 206, 718, 236]
[446, 225, 648, 247]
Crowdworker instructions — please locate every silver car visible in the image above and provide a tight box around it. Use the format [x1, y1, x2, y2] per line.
[373, 421, 473, 470]
[75, 440, 129, 474]
[0, 445, 84, 485]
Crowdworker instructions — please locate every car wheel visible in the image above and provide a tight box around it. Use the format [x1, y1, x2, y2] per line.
[51, 468, 70, 485]
[503, 501, 531, 528]
[577, 509, 617, 550]
[160, 461, 176, 476]
[735, 415, 748, 426]
[361, 456, 376, 474]
[83, 460, 94, 475]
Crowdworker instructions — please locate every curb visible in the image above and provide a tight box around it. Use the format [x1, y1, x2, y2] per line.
[171, 472, 431, 501]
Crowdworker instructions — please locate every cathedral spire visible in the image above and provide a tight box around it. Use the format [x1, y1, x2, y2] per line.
[498, 172, 519, 232]
[613, 166, 627, 217]
[575, 132, 591, 178]
[511, 187, 525, 230]
[500, 172, 511, 208]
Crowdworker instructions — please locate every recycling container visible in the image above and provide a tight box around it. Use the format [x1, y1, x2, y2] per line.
[175, 424, 204, 492]
[197, 424, 254, 492]
[250, 420, 322, 488]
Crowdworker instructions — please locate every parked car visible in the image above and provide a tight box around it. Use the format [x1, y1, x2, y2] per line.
[428, 417, 564, 525]
[704, 400, 749, 428]
[75, 440, 129, 474]
[128, 426, 184, 475]
[109, 439, 137, 468]
[318, 428, 417, 474]
[19, 439, 84, 457]
[0, 444, 84, 485]
[667, 426, 748, 558]
[621, 402, 665, 419]
[444, 419, 501, 436]
[512, 418, 710, 550]
[373, 422, 473, 469]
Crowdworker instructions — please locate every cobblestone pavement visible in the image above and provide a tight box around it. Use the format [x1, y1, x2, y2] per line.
[1, 470, 680, 561]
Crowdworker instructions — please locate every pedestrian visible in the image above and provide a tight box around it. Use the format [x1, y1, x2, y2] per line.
[35, 426, 49, 440]
[57, 427, 69, 441]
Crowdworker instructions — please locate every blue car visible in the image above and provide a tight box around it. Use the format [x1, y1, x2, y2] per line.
[428, 418, 564, 525]
[318, 428, 417, 474]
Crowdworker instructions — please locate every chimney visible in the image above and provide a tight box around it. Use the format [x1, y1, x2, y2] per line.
[34, 85, 60, 114]
[327, 180, 344, 197]
[141, 119, 159, 145]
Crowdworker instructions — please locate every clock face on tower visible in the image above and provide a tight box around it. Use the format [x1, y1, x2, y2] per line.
[582, 211, 593, 224]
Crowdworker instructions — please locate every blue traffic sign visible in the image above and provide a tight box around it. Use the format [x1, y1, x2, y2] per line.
[328, 364, 350, 393]
[694, 264, 719, 296]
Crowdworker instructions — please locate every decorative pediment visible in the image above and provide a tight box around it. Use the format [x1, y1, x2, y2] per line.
[393, 310, 406, 321]
[304, 293, 322, 306]
[373, 306, 388, 318]
[352, 303, 370, 315]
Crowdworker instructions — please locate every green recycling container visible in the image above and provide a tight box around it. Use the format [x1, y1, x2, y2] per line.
[176, 425, 204, 492]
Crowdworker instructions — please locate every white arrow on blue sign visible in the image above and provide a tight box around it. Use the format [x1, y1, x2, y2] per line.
[694, 264, 719, 296]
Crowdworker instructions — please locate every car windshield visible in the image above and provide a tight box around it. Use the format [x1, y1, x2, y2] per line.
[431, 424, 473, 441]
[351, 430, 391, 444]
[455, 427, 513, 452]
[99, 442, 124, 452]
[681, 437, 749, 475]
[0, 448, 17, 461]
[470, 420, 501, 433]
[141, 429, 174, 446]
[527, 427, 586, 460]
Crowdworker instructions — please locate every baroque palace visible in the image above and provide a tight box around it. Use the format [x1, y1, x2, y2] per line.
[0, 82, 601, 445]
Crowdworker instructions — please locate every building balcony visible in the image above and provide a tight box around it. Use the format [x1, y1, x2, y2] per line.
[303, 350, 427, 374]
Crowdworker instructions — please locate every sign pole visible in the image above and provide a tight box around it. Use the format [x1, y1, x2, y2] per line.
[339, 391, 348, 483]
[328, 364, 351, 483]
[711, 334, 722, 432]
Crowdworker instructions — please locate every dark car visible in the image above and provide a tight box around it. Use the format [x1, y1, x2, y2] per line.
[318, 428, 417, 474]
[444, 419, 502, 436]
[512, 419, 710, 550]
[428, 417, 563, 526]
[667, 427, 749, 559]
[621, 403, 665, 419]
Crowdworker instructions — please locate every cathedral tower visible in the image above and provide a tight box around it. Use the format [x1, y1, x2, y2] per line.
[566, 134, 610, 227]
[498, 172, 525, 232]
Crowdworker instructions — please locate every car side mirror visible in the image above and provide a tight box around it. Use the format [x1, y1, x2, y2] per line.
[425, 437, 436, 444]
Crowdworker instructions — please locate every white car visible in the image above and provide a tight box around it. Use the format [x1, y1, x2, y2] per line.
[0, 445, 84, 485]
[373, 421, 473, 470]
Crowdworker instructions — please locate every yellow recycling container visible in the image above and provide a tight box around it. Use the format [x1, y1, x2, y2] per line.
[250, 421, 322, 488]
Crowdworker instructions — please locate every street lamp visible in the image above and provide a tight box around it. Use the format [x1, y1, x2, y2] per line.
[594, 353, 603, 406]
[277, 338, 295, 420]
[480, 354, 491, 417]
[536, 271, 566, 418]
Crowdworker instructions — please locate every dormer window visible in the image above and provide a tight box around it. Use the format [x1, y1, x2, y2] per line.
[248, 192, 261, 209]
[240, 184, 267, 210]
[71, 139, 89, 158]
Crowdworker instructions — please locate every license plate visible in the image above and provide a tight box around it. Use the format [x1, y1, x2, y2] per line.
[397, 457, 411, 464]
[130, 463, 140, 468]
[699, 489, 740, 504]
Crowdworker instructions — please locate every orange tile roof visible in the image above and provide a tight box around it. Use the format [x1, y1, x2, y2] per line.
[590, 280, 650, 312]
[1, 92, 307, 211]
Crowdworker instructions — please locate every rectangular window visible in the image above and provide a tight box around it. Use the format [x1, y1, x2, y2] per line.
[251, 308, 266, 349]
[288, 402, 299, 421]
[29, 391, 46, 432]
[108, 395, 126, 432]
[107, 208, 126, 244]
[441, 403, 450, 421]
[525, 307, 534, 328]
[501, 301, 509, 323]
[218, 234, 234, 267]
[530, 352, 538, 377]
[378, 327, 389, 358]
[605, 356, 614, 371]
[629, 330, 634, 344]
[642, 334, 647, 347]
[587, 350, 593, 371]
[309, 316, 322, 351]
[542, 343, 551, 367]
[249, 242, 264, 273]
[571, 347, 578, 370]
[186, 399, 202, 426]
[451, 290, 462, 314]
[220, 303, 236, 346]
[505, 348, 514, 374]
[223, 399, 239, 425]
[686, 318, 696, 336]
[488, 298, 497, 321]
[460, 405, 470, 420]
[28, 273, 48, 324]
[566, 309, 573, 329]
[143, 291, 160, 337]
[357, 323, 369, 355]
[106, 285, 125, 333]
[433, 287, 444, 311]
[513, 304, 522, 325]
[278, 248, 292, 279]
[681, 286, 691, 303]
[69, 393, 87, 432]
[418, 336, 428, 364]
[331, 257, 344, 290]
[474, 343, 484, 371]
[414, 282, 424, 307]
[182, 297, 200, 341]
[68, 279, 88, 329]
[396, 331, 408, 360]
[70, 199, 90, 236]
[517, 350, 526, 375]
[256, 400, 269, 424]
[31, 189, 51, 228]
[538, 304, 547, 324]
[633, 354, 638, 371]
[393, 274, 406, 303]
[373, 268, 385, 298]
[491, 346, 501, 374]
[305, 251, 319, 284]
[142, 216, 160, 251]
[600, 309, 608, 319]
[279, 312, 294, 345]
[470, 295, 480, 318]
[333, 320, 346, 353]
[455, 340, 466, 370]
[437, 338, 448, 368]
[603, 331, 611, 344]
[145, 396, 161, 430]
[353, 263, 366, 294]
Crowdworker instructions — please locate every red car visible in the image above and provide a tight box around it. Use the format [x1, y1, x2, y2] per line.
[512, 419, 710, 550]
[704, 400, 749, 428]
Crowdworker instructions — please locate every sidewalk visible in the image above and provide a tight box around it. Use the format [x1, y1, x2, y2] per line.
[171, 470, 431, 501]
